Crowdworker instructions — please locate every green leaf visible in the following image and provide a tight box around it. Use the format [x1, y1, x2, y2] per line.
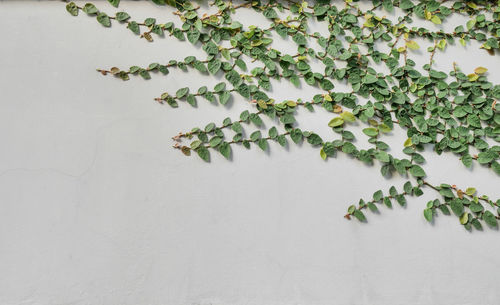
[214, 82, 226, 92]
[439, 188, 454, 198]
[187, 29, 200, 44]
[375, 151, 390, 163]
[190, 140, 202, 150]
[193, 61, 207, 73]
[83, 3, 99, 14]
[477, 151, 495, 164]
[235, 59, 247, 71]
[353, 210, 366, 222]
[373, 190, 383, 201]
[292, 33, 307, 46]
[268, 127, 278, 139]
[127, 21, 140, 35]
[250, 131, 261, 142]
[439, 205, 450, 215]
[66, 2, 79, 16]
[382, 0, 393, 12]
[423, 208, 433, 222]
[307, 133, 323, 146]
[204, 122, 215, 133]
[383, 197, 392, 208]
[314, 5, 328, 16]
[184, 11, 197, 20]
[290, 129, 303, 143]
[207, 59, 221, 75]
[471, 219, 482, 230]
[97, 12, 111, 27]
[450, 199, 464, 216]
[209, 136, 222, 148]
[186, 94, 196, 107]
[225, 70, 241, 87]
[139, 70, 151, 80]
[280, 113, 295, 125]
[144, 18, 156, 27]
[395, 195, 406, 206]
[250, 113, 263, 126]
[115, 12, 130, 21]
[483, 211, 498, 227]
[219, 91, 231, 105]
[368, 202, 378, 212]
[362, 74, 378, 84]
[462, 154, 472, 168]
[263, 8, 278, 19]
[429, 70, 447, 79]
[320, 79, 334, 91]
[470, 203, 483, 213]
[258, 138, 268, 151]
[400, 0, 414, 10]
[219, 142, 231, 159]
[203, 41, 219, 55]
[362, 128, 378, 137]
[197, 146, 210, 162]
[409, 165, 426, 177]
[403, 181, 412, 194]
[176, 87, 189, 99]
[108, 0, 120, 7]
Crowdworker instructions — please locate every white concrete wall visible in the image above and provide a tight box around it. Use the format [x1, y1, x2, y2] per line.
[0, 1, 499, 305]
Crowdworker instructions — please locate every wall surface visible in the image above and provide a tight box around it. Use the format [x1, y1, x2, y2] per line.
[0, 1, 499, 305]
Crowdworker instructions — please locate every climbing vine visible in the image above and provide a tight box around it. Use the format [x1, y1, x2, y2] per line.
[65, 0, 500, 230]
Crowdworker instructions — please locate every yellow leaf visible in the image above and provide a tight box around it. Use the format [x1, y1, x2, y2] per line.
[324, 94, 332, 101]
[404, 138, 412, 147]
[437, 39, 446, 50]
[328, 117, 344, 127]
[257, 100, 267, 109]
[110, 67, 120, 75]
[320, 148, 327, 160]
[474, 67, 487, 74]
[379, 123, 392, 133]
[364, 20, 375, 27]
[466, 2, 477, 8]
[406, 40, 420, 50]
[459, 212, 469, 225]
[340, 111, 356, 122]
[143, 32, 153, 42]
[468, 73, 479, 82]
[431, 15, 441, 25]
[333, 105, 342, 113]
[425, 10, 432, 20]
[286, 100, 297, 107]
[465, 187, 476, 196]
[364, 14, 374, 27]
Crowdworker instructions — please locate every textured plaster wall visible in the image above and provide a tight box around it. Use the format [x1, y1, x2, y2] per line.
[0, 1, 499, 305]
